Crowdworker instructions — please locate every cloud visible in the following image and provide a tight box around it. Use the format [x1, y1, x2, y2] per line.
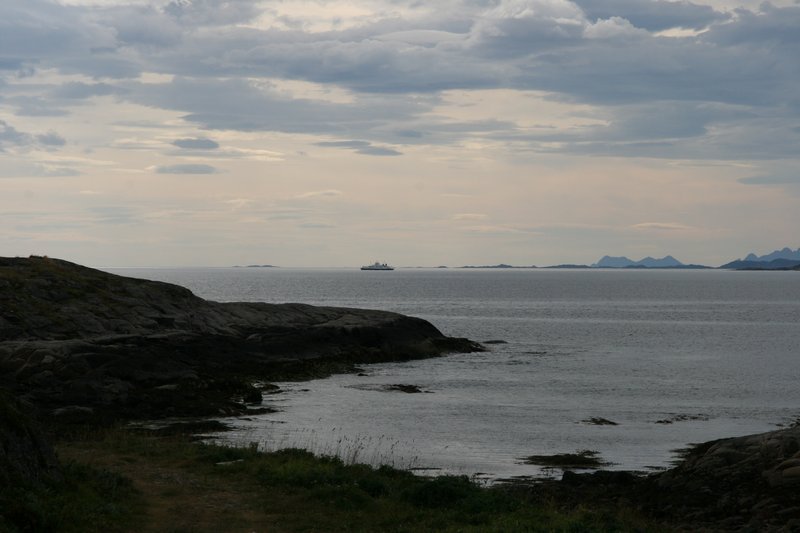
[573, 0, 728, 31]
[126, 76, 424, 137]
[0, 120, 31, 149]
[36, 131, 66, 147]
[462, 225, 537, 234]
[172, 138, 220, 150]
[0, 120, 66, 151]
[315, 140, 402, 156]
[0, 162, 81, 179]
[632, 222, 694, 231]
[739, 174, 800, 185]
[4, 0, 800, 162]
[355, 145, 402, 156]
[452, 213, 488, 220]
[7, 96, 70, 117]
[298, 222, 335, 229]
[87, 206, 138, 225]
[163, 0, 263, 27]
[52, 82, 122, 100]
[583, 16, 648, 40]
[154, 163, 219, 174]
[295, 189, 343, 199]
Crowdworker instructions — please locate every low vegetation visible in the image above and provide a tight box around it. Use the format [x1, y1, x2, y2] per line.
[0, 428, 663, 532]
[0, 457, 143, 533]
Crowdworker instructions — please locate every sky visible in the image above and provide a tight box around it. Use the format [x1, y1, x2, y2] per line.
[1, 0, 798, 267]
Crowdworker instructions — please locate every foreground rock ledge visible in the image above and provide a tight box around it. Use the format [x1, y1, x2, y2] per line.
[0, 256, 481, 422]
[538, 425, 800, 531]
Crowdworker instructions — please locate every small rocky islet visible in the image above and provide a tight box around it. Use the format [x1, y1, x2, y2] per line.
[2, 255, 800, 531]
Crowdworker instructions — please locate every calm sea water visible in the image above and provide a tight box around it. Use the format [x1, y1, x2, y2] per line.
[108, 267, 800, 480]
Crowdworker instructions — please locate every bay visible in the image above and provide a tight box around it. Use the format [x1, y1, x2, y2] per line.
[107, 267, 800, 479]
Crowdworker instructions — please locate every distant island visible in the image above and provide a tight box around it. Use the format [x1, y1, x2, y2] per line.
[719, 247, 800, 270]
[588, 248, 800, 270]
[589, 255, 709, 269]
[593, 255, 683, 268]
[231, 247, 799, 271]
[459, 264, 537, 269]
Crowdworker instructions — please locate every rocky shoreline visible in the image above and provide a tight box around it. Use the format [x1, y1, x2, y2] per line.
[3, 256, 800, 531]
[523, 424, 800, 531]
[0, 256, 480, 424]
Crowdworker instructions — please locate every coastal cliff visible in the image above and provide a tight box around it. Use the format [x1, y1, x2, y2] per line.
[0, 256, 480, 422]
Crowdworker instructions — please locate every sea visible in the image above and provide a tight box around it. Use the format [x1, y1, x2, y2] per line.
[106, 267, 800, 481]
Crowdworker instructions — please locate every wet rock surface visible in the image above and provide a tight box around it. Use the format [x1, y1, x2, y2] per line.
[0, 256, 480, 423]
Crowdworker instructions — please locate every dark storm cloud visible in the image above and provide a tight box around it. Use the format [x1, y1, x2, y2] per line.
[155, 163, 219, 174]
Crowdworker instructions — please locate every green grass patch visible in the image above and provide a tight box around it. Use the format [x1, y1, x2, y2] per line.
[0, 462, 143, 533]
[47, 428, 662, 532]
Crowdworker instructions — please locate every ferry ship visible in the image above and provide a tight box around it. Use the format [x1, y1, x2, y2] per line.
[361, 261, 394, 271]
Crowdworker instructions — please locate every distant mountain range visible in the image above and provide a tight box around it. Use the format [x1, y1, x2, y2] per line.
[719, 247, 800, 270]
[589, 247, 800, 270]
[743, 247, 800, 263]
[592, 255, 687, 268]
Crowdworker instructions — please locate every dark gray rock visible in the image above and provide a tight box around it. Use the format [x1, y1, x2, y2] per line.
[0, 256, 481, 422]
[640, 426, 800, 528]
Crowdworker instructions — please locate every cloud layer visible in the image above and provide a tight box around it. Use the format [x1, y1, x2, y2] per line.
[1, 0, 798, 266]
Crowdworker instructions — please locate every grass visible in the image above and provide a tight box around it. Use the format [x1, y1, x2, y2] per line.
[26, 427, 664, 532]
[0, 461, 143, 533]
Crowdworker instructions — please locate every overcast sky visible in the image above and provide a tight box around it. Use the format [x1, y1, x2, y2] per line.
[1, 0, 798, 267]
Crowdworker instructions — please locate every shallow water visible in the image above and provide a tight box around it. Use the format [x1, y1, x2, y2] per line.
[109, 267, 800, 479]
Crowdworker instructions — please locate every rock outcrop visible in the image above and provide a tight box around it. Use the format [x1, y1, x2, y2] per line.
[542, 425, 800, 530]
[644, 425, 800, 530]
[0, 256, 480, 422]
